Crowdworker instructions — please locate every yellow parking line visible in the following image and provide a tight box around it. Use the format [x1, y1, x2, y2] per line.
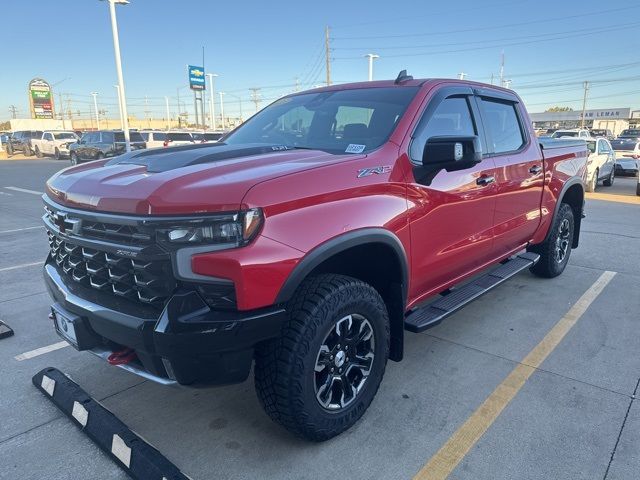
[586, 192, 640, 205]
[413, 270, 616, 480]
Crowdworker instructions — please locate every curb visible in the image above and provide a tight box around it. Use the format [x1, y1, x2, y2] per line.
[32, 367, 190, 480]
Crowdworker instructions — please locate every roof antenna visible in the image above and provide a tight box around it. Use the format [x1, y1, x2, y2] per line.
[394, 70, 413, 84]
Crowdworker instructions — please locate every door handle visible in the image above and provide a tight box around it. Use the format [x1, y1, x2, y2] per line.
[529, 165, 542, 175]
[476, 175, 495, 186]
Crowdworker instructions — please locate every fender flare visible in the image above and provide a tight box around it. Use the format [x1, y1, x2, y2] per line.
[275, 228, 409, 306]
[543, 176, 585, 245]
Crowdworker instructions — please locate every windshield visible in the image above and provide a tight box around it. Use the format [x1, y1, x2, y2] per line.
[619, 129, 640, 137]
[611, 139, 639, 151]
[224, 87, 419, 154]
[167, 132, 193, 141]
[551, 131, 578, 138]
[114, 131, 145, 142]
[53, 132, 77, 140]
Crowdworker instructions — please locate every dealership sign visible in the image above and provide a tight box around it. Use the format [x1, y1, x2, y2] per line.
[580, 108, 631, 119]
[28, 78, 54, 119]
[188, 65, 205, 90]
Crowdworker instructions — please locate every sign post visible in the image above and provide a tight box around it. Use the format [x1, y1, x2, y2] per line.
[28, 78, 54, 119]
[188, 65, 205, 128]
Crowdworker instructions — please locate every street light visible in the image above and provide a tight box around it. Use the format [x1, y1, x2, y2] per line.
[101, 0, 131, 152]
[90, 92, 100, 130]
[226, 93, 243, 123]
[113, 85, 124, 129]
[364, 53, 380, 81]
[219, 92, 226, 130]
[51, 77, 71, 129]
[206, 73, 218, 129]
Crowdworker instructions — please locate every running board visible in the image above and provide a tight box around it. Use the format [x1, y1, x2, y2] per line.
[404, 252, 540, 333]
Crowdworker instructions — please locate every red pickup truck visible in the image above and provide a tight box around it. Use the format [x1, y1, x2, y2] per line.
[43, 73, 587, 441]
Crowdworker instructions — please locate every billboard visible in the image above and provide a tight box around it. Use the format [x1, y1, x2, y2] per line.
[188, 65, 205, 90]
[28, 78, 54, 119]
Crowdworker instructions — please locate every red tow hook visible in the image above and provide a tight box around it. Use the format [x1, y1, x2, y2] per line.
[107, 348, 137, 366]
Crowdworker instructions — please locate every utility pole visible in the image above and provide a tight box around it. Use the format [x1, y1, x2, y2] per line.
[58, 91, 66, 129]
[193, 90, 199, 128]
[490, 73, 494, 85]
[165, 96, 170, 130]
[458, 72, 468, 80]
[294, 77, 300, 92]
[250, 88, 261, 113]
[9, 105, 18, 119]
[219, 92, 225, 130]
[90, 92, 100, 130]
[580, 81, 590, 129]
[144, 95, 150, 128]
[325, 26, 331, 86]
[499, 51, 505, 87]
[365, 53, 380, 81]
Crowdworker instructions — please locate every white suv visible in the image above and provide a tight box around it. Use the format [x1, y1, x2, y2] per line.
[551, 129, 591, 139]
[585, 137, 616, 192]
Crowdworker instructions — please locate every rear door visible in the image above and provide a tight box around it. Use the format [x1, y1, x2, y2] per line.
[406, 86, 498, 298]
[476, 92, 544, 256]
[43, 132, 54, 154]
[597, 139, 615, 180]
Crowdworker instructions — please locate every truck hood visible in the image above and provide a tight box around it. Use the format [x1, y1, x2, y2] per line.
[45, 143, 363, 215]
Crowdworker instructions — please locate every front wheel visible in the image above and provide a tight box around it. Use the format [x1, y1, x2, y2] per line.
[35, 146, 42, 158]
[528, 203, 574, 278]
[70, 152, 79, 165]
[603, 168, 614, 187]
[23, 145, 31, 157]
[254, 274, 389, 441]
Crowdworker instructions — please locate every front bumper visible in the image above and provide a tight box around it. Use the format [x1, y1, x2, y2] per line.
[44, 262, 286, 386]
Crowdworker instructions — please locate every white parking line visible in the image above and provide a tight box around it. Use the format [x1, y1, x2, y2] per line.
[0, 261, 42, 272]
[14, 341, 69, 361]
[0, 226, 44, 234]
[5, 186, 43, 195]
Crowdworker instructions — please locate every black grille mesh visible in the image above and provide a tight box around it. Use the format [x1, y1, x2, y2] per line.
[48, 230, 176, 307]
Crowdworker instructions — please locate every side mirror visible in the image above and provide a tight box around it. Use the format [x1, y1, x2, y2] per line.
[422, 135, 482, 170]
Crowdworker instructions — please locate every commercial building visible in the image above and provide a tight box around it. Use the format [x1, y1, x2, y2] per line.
[530, 107, 640, 135]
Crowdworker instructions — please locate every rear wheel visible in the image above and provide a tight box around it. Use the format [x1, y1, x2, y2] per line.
[70, 152, 79, 165]
[603, 168, 614, 187]
[54, 148, 61, 160]
[6, 144, 13, 156]
[254, 274, 389, 441]
[528, 203, 574, 278]
[35, 146, 42, 158]
[23, 145, 31, 157]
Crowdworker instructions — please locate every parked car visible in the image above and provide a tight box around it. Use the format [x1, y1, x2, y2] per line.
[42, 75, 587, 441]
[610, 139, 640, 177]
[69, 130, 146, 164]
[551, 128, 591, 139]
[589, 129, 614, 140]
[5, 130, 43, 156]
[585, 138, 616, 191]
[31, 131, 79, 159]
[139, 131, 168, 149]
[163, 131, 195, 147]
[192, 132, 224, 143]
[617, 128, 640, 141]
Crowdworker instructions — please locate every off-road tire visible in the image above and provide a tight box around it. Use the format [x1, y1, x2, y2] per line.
[603, 168, 614, 187]
[35, 146, 42, 158]
[254, 274, 389, 441]
[528, 203, 574, 278]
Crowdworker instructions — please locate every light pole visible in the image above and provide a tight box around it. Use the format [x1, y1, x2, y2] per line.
[165, 96, 170, 130]
[101, 0, 131, 152]
[219, 92, 225, 130]
[206, 73, 218, 129]
[90, 92, 100, 130]
[365, 53, 379, 81]
[113, 85, 124, 129]
[226, 93, 243, 123]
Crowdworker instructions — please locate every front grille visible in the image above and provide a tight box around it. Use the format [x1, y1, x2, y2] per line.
[48, 230, 176, 307]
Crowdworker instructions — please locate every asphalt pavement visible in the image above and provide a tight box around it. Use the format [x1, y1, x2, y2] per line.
[0, 158, 638, 480]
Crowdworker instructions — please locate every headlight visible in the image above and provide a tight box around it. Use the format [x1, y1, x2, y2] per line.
[157, 208, 263, 249]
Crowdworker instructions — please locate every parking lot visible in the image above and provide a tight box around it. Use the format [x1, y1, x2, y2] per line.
[0, 158, 638, 480]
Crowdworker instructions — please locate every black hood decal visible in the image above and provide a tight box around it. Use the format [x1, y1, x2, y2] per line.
[105, 143, 296, 173]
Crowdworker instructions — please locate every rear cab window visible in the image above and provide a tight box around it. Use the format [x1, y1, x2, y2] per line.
[167, 132, 193, 141]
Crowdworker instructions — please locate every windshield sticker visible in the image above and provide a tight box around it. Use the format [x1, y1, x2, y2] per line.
[345, 144, 366, 154]
[271, 145, 290, 151]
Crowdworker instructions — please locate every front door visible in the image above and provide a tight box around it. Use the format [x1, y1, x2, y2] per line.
[405, 87, 498, 301]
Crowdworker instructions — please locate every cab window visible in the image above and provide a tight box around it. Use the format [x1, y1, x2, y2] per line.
[479, 98, 525, 154]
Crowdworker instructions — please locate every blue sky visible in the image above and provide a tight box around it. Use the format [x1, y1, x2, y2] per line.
[1, 0, 639, 122]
